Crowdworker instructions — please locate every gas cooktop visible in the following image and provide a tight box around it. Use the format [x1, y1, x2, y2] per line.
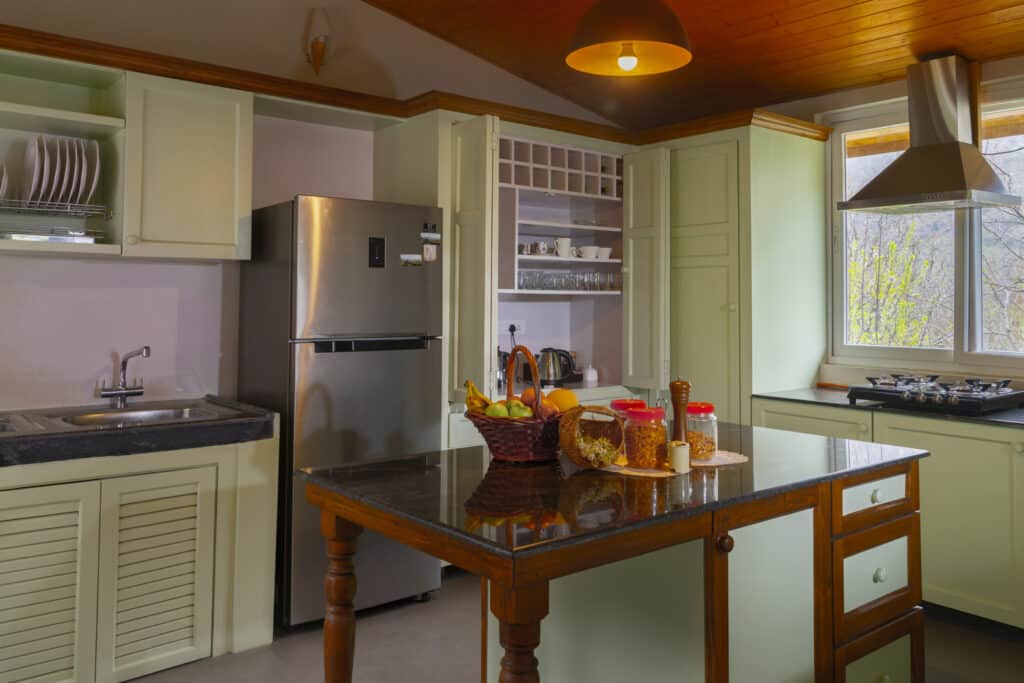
[847, 375, 1024, 415]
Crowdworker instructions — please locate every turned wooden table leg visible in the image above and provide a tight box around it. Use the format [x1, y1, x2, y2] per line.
[489, 582, 550, 683]
[320, 511, 363, 683]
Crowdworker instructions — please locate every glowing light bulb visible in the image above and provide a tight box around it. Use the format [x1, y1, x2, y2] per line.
[617, 42, 639, 72]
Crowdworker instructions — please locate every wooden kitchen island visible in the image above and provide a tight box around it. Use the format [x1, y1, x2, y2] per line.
[299, 424, 927, 683]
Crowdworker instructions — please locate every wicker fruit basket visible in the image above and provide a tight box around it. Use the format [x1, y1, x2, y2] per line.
[558, 405, 625, 469]
[465, 345, 560, 463]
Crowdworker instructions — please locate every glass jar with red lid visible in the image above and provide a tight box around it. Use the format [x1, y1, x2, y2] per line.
[624, 407, 668, 470]
[686, 402, 718, 460]
[610, 398, 646, 420]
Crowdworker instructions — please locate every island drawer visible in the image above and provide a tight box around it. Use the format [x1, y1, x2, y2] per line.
[833, 513, 921, 644]
[835, 607, 924, 683]
[832, 461, 919, 536]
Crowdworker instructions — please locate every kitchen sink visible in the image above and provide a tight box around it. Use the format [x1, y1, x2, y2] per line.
[58, 406, 214, 428]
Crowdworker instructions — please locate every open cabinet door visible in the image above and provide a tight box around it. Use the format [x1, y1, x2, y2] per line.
[622, 147, 671, 391]
[450, 115, 500, 401]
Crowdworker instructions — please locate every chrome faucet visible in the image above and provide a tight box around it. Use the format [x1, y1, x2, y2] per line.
[100, 346, 151, 408]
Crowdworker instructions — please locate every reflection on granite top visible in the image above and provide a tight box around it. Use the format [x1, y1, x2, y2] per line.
[298, 423, 926, 558]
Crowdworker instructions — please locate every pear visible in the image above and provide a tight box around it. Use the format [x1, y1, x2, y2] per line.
[485, 403, 510, 418]
[507, 399, 534, 419]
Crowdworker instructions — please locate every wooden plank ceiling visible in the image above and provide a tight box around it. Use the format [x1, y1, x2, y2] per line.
[365, 0, 1024, 130]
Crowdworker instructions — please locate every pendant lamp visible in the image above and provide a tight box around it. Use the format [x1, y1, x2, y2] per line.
[565, 0, 692, 77]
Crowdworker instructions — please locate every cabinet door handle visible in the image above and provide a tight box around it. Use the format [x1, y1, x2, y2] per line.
[1015, 443, 1024, 456]
[870, 488, 883, 504]
[873, 567, 888, 584]
[716, 534, 735, 553]
[126, 235, 139, 245]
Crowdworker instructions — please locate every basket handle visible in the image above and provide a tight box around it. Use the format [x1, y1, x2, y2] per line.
[506, 345, 542, 412]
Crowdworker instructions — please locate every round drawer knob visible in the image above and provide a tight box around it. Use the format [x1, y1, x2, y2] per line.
[126, 235, 139, 245]
[716, 534, 735, 553]
[873, 567, 888, 584]
[870, 488, 883, 504]
[1015, 443, 1024, 456]
[858, 424, 869, 434]
[878, 675, 892, 683]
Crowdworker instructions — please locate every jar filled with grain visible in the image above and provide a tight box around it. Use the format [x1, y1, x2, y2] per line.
[624, 407, 668, 470]
[686, 402, 718, 460]
[609, 398, 646, 420]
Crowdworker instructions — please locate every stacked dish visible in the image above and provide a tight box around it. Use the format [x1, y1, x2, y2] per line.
[19, 134, 102, 207]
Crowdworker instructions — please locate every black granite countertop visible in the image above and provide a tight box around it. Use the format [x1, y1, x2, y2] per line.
[753, 388, 1024, 429]
[297, 423, 926, 559]
[0, 396, 275, 467]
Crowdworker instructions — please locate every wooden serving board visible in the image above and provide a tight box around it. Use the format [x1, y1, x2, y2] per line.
[603, 464, 678, 478]
[690, 450, 749, 468]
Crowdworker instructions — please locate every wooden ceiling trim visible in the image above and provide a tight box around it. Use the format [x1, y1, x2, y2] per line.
[0, 23, 830, 147]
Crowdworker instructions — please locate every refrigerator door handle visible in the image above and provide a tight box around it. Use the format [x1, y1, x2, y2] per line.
[312, 337, 435, 353]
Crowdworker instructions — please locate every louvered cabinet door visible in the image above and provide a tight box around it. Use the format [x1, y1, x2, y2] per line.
[95, 468, 216, 683]
[0, 482, 100, 683]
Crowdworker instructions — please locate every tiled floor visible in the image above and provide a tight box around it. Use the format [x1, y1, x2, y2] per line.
[142, 571, 1023, 682]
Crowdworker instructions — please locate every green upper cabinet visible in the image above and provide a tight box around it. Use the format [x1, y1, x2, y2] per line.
[123, 73, 253, 260]
[622, 147, 671, 391]
[652, 126, 826, 424]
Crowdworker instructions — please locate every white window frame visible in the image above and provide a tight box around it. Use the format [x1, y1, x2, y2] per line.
[824, 84, 1024, 377]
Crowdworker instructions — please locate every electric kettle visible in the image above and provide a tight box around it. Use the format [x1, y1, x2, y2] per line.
[537, 348, 581, 386]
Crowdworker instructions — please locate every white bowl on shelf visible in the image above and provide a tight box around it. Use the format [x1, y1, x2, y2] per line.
[597, 247, 613, 259]
[579, 245, 599, 259]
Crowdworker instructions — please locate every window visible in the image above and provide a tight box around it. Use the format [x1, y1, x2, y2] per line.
[829, 102, 1024, 370]
[979, 111, 1024, 354]
[842, 126, 955, 350]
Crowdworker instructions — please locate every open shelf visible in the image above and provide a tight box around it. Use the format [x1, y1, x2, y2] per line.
[499, 136, 623, 201]
[0, 101, 124, 138]
[498, 289, 622, 297]
[518, 255, 622, 265]
[0, 239, 120, 256]
[518, 219, 621, 235]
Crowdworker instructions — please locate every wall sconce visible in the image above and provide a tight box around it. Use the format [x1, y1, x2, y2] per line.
[305, 8, 334, 75]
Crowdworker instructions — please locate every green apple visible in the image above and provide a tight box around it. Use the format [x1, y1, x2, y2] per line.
[507, 400, 534, 418]
[485, 403, 510, 418]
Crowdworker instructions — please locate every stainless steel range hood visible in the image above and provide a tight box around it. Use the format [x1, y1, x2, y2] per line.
[838, 55, 1021, 214]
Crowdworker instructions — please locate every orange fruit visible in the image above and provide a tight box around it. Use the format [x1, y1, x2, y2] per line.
[547, 388, 579, 412]
[520, 387, 538, 407]
[538, 398, 560, 419]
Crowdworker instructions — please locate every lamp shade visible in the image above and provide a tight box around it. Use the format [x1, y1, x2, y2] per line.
[565, 0, 692, 77]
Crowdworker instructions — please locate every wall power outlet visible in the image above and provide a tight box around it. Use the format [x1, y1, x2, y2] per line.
[501, 320, 527, 336]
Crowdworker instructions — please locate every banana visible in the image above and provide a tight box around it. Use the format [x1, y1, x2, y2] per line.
[464, 380, 492, 414]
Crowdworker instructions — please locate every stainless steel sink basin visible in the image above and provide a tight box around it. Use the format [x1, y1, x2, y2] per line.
[59, 407, 210, 428]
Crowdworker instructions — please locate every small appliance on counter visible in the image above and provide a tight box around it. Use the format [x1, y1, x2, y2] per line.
[537, 347, 583, 387]
[847, 375, 1024, 415]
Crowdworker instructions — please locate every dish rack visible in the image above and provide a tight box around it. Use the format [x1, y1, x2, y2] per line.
[0, 198, 111, 218]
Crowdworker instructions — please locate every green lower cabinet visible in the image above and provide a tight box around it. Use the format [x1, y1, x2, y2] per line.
[728, 508, 816, 683]
[845, 634, 912, 683]
[486, 542, 706, 683]
[874, 412, 1024, 628]
[751, 398, 873, 440]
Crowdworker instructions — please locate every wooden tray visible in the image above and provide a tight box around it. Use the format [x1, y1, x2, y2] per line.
[690, 450, 749, 468]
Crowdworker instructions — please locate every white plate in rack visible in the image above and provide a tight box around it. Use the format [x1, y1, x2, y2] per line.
[43, 136, 61, 204]
[84, 139, 100, 205]
[64, 137, 80, 205]
[75, 139, 89, 204]
[21, 136, 41, 204]
[36, 135, 51, 206]
[54, 137, 72, 203]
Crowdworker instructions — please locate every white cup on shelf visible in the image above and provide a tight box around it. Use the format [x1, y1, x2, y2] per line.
[554, 238, 573, 257]
[579, 246, 599, 259]
[597, 247, 612, 259]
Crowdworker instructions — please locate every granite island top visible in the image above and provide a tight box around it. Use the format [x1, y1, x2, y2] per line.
[298, 423, 927, 559]
[0, 396, 275, 467]
[754, 387, 1024, 429]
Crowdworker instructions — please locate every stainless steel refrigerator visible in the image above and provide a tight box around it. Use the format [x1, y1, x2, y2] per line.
[238, 195, 444, 627]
